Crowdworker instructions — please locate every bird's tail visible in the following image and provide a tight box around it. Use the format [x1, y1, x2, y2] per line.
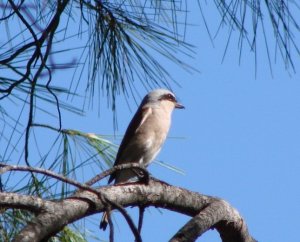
[100, 212, 109, 230]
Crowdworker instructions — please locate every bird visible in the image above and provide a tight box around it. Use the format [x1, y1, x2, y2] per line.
[100, 88, 184, 230]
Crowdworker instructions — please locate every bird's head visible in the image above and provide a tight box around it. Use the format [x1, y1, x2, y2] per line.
[144, 89, 184, 111]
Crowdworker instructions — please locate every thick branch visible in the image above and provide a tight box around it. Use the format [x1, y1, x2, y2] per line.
[170, 199, 256, 242]
[0, 179, 256, 242]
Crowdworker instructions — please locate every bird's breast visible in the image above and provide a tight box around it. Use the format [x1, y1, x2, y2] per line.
[119, 108, 172, 167]
[138, 109, 170, 159]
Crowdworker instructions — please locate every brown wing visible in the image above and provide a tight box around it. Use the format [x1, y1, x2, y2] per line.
[108, 106, 152, 183]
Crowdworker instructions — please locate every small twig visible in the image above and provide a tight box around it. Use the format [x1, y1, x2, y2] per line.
[138, 206, 145, 235]
[32, 123, 61, 132]
[45, 65, 62, 131]
[0, 161, 148, 191]
[107, 207, 114, 242]
[8, 0, 43, 62]
[85, 163, 149, 186]
[32, 124, 84, 136]
[0, 163, 100, 197]
[106, 198, 142, 242]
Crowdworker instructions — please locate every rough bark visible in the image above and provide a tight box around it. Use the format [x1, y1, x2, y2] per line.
[0, 179, 256, 242]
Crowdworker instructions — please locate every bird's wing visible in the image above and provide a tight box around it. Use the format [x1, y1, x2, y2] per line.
[108, 106, 152, 183]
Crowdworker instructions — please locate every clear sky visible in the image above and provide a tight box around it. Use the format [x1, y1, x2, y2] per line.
[78, 3, 300, 242]
[3, 1, 300, 242]
[85, 2, 300, 242]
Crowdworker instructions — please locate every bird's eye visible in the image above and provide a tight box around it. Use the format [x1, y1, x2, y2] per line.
[167, 94, 172, 99]
[168, 94, 175, 101]
[159, 93, 176, 102]
[161, 93, 175, 101]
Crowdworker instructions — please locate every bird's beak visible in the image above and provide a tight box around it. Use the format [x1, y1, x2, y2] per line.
[175, 102, 185, 109]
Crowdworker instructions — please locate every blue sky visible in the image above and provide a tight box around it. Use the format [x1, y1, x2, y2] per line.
[2, 1, 300, 242]
[90, 3, 300, 242]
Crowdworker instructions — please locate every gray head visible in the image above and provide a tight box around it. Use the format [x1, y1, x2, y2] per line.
[142, 89, 184, 109]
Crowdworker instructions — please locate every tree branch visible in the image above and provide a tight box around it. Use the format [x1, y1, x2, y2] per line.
[0, 162, 147, 242]
[0, 179, 256, 242]
[170, 199, 256, 242]
[0, 163, 101, 195]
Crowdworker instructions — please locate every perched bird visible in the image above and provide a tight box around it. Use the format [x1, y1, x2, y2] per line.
[100, 89, 184, 230]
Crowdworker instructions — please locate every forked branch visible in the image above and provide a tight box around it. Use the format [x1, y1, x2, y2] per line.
[0, 165, 256, 242]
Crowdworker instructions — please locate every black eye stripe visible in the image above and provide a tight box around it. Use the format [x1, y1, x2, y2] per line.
[160, 93, 176, 102]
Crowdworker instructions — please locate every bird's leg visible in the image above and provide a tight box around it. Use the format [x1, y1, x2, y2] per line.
[132, 167, 150, 185]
